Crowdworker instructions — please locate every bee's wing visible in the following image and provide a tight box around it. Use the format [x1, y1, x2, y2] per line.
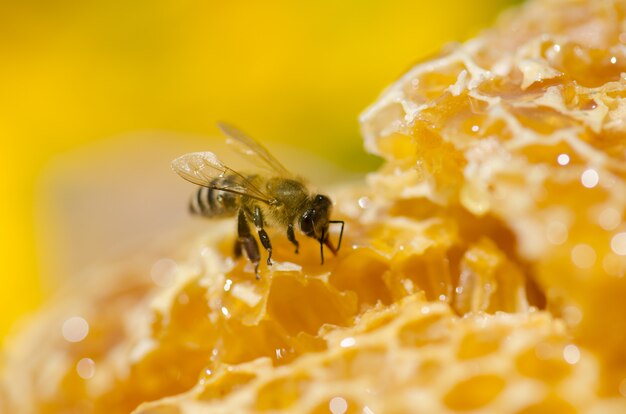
[218, 122, 293, 178]
[171, 152, 272, 203]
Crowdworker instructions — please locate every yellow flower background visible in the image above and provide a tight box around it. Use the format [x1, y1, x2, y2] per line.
[0, 0, 518, 341]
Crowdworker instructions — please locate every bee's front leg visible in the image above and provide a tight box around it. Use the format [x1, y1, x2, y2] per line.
[252, 206, 273, 266]
[237, 209, 261, 278]
[287, 223, 299, 254]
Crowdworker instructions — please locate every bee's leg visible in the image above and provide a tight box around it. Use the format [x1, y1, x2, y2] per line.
[252, 206, 273, 266]
[238, 209, 260, 278]
[287, 223, 299, 254]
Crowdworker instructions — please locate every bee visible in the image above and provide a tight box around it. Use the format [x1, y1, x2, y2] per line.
[172, 123, 344, 278]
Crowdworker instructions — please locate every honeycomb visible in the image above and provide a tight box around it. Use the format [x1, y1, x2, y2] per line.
[3, 0, 626, 412]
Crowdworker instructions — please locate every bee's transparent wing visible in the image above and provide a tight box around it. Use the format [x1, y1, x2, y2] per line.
[171, 152, 272, 203]
[218, 122, 293, 177]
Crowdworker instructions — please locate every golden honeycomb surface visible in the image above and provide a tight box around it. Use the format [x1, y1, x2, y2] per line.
[4, 0, 626, 412]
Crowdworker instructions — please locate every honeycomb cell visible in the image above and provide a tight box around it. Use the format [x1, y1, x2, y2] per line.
[515, 341, 573, 384]
[457, 328, 505, 360]
[255, 374, 310, 411]
[265, 274, 358, 336]
[442, 374, 506, 411]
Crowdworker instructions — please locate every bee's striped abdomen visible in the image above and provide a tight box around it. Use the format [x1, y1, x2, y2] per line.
[189, 176, 241, 217]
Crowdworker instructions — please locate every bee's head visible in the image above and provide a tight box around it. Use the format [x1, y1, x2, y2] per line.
[300, 194, 343, 264]
[300, 194, 331, 239]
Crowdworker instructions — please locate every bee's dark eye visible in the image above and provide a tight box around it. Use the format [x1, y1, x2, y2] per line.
[300, 210, 314, 235]
[300, 195, 332, 239]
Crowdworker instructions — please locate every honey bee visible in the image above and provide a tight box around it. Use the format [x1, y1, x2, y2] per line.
[172, 123, 344, 278]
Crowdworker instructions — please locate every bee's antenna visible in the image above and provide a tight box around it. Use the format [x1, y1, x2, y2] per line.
[320, 228, 325, 265]
[330, 220, 344, 251]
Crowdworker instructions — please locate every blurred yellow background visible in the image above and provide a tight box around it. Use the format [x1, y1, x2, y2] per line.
[0, 0, 519, 342]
